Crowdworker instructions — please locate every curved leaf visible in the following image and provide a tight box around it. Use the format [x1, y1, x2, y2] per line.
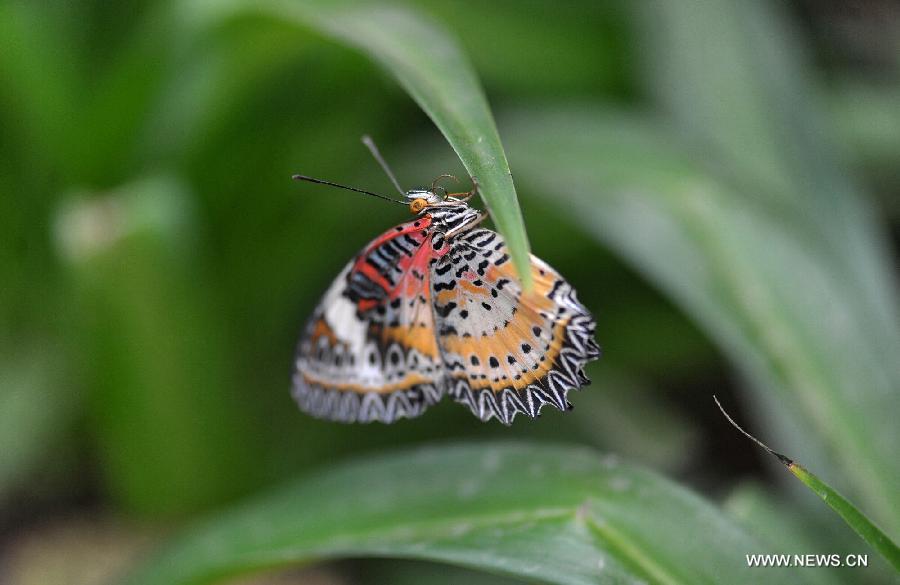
[177, 0, 532, 286]
[502, 105, 900, 537]
[125, 442, 809, 585]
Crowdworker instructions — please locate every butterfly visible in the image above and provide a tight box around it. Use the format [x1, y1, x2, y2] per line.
[291, 138, 599, 425]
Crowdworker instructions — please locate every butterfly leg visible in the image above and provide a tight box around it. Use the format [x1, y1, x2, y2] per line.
[448, 176, 479, 202]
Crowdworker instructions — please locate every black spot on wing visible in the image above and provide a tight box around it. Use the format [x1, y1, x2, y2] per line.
[436, 302, 457, 317]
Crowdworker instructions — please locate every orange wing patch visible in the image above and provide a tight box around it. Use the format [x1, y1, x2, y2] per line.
[309, 317, 339, 347]
[445, 317, 571, 392]
[381, 323, 440, 359]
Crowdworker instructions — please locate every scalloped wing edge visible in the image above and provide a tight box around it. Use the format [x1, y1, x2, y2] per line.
[449, 310, 600, 425]
[292, 378, 445, 424]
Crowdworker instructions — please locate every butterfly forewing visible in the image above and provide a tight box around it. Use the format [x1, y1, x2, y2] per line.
[293, 217, 445, 423]
[430, 228, 600, 424]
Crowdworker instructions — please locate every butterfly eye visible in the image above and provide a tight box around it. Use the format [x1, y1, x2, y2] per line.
[409, 198, 427, 214]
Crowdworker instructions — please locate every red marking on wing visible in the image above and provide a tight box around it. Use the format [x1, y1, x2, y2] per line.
[390, 235, 436, 301]
[358, 299, 379, 313]
[344, 216, 443, 359]
[349, 216, 434, 313]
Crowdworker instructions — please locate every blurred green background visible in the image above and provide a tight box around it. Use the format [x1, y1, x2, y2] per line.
[1, 1, 898, 584]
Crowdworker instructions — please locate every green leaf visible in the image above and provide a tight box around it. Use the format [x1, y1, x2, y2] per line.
[725, 485, 846, 585]
[828, 79, 900, 176]
[56, 176, 262, 515]
[787, 461, 900, 572]
[634, 0, 900, 392]
[176, 0, 531, 286]
[724, 484, 896, 585]
[502, 105, 900, 537]
[630, 0, 900, 539]
[635, 0, 895, 268]
[124, 442, 810, 585]
[0, 2, 82, 178]
[713, 396, 900, 573]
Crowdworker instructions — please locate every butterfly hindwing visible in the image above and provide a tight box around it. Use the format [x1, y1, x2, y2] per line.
[431, 228, 600, 424]
[293, 217, 445, 423]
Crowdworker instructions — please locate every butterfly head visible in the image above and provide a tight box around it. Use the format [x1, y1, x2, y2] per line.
[406, 189, 445, 214]
[407, 174, 474, 215]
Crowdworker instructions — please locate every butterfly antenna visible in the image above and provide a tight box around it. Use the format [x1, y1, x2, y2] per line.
[361, 135, 405, 196]
[292, 174, 407, 205]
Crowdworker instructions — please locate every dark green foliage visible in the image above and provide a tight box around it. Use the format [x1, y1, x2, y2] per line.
[1, 1, 897, 583]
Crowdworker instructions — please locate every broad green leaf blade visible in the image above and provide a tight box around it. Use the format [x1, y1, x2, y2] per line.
[633, 0, 900, 539]
[124, 443, 809, 585]
[178, 0, 531, 287]
[502, 106, 900, 537]
[635, 0, 900, 372]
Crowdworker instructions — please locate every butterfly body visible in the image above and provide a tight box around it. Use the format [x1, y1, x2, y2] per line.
[293, 182, 599, 424]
